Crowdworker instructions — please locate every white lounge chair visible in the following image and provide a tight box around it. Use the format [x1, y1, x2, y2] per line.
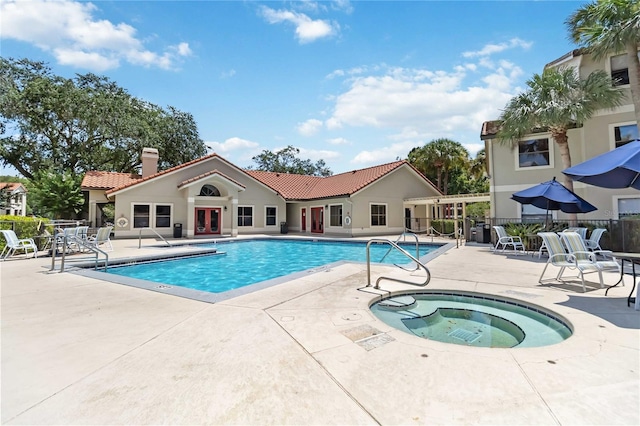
[0, 229, 38, 260]
[560, 231, 621, 291]
[492, 225, 525, 254]
[538, 232, 602, 292]
[585, 228, 606, 251]
[87, 226, 113, 252]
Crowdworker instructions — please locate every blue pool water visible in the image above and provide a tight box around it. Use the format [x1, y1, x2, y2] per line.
[370, 292, 572, 348]
[107, 239, 439, 294]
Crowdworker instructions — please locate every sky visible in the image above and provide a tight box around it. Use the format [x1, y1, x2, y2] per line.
[0, 0, 588, 176]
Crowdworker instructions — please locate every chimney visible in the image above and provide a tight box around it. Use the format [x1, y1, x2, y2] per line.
[141, 148, 159, 178]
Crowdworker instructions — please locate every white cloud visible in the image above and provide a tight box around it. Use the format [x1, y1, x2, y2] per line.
[206, 137, 260, 153]
[324, 65, 516, 145]
[298, 147, 340, 161]
[259, 6, 338, 43]
[351, 141, 416, 166]
[327, 137, 349, 145]
[462, 38, 532, 58]
[297, 119, 323, 136]
[220, 69, 236, 79]
[0, 0, 191, 71]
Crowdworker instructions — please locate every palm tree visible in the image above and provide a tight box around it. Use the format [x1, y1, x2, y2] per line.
[497, 67, 624, 193]
[408, 138, 469, 194]
[566, 0, 640, 124]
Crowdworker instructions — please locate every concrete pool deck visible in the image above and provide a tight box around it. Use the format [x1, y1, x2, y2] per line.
[1, 235, 639, 425]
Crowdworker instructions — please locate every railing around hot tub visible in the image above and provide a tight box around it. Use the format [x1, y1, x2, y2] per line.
[365, 236, 431, 289]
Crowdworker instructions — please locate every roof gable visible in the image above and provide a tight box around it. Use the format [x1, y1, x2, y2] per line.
[83, 155, 440, 200]
[246, 160, 440, 200]
[0, 182, 26, 193]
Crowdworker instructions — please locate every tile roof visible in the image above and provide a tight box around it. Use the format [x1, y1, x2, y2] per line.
[84, 154, 439, 200]
[103, 153, 221, 195]
[0, 182, 25, 192]
[81, 171, 142, 190]
[178, 169, 246, 190]
[245, 160, 437, 200]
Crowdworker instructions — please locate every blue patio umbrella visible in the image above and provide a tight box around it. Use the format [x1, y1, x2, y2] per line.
[562, 140, 640, 190]
[511, 177, 597, 228]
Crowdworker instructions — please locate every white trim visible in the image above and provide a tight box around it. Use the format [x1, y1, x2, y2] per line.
[514, 135, 554, 171]
[328, 203, 343, 228]
[153, 203, 173, 229]
[130, 202, 174, 229]
[369, 202, 388, 228]
[609, 121, 639, 150]
[237, 204, 254, 228]
[131, 203, 152, 229]
[264, 205, 278, 227]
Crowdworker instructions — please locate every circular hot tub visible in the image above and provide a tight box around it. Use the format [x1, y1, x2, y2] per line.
[370, 291, 572, 348]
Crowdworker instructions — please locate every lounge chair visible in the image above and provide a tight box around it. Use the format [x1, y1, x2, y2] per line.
[563, 227, 588, 240]
[0, 229, 38, 260]
[585, 228, 606, 251]
[492, 225, 525, 254]
[537, 232, 603, 292]
[87, 226, 113, 252]
[560, 231, 621, 291]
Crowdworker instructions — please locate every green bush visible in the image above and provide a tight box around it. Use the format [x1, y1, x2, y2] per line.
[0, 215, 52, 251]
[431, 219, 462, 237]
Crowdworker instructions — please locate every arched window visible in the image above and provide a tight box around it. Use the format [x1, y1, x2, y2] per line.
[199, 184, 221, 196]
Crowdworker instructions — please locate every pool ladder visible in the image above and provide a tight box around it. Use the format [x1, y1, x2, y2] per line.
[364, 234, 431, 290]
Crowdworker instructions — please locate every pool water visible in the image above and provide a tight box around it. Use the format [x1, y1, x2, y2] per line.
[370, 292, 572, 348]
[107, 239, 438, 294]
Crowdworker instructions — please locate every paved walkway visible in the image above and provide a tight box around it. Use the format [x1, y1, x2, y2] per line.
[1, 236, 638, 424]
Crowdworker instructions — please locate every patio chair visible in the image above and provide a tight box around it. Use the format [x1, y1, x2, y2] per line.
[537, 232, 601, 292]
[0, 229, 38, 260]
[87, 226, 113, 252]
[585, 228, 606, 251]
[492, 225, 525, 254]
[562, 227, 588, 240]
[560, 231, 621, 291]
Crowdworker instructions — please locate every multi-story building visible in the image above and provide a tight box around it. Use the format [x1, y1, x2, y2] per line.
[481, 47, 639, 223]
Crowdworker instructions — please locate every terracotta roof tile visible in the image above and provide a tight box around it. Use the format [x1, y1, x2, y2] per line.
[85, 155, 440, 200]
[104, 153, 220, 195]
[81, 171, 141, 190]
[0, 182, 24, 192]
[178, 169, 246, 189]
[245, 160, 437, 200]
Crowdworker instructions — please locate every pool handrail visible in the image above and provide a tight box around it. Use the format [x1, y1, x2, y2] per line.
[138, 228, 171, 248]
[366, 238, 431, 289]
[50, 234, 109, 272]
[379, 231, 420, 263]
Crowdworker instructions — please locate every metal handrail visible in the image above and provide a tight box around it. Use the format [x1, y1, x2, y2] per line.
[138, 228, 171, 248]
[379, 231, 420, 263]
[50, 235, 109, 272]
[366, 238, 431, 289]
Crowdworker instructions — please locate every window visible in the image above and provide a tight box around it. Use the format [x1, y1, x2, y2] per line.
[155, 205, 171, 228]
[518, 138, 550, 168]
[521, 204, 551, 223]
[614, 123, 639, 148]
[133, 204, 150, 228]
[329, 204, 342, 227]
[610, 51, 640, 86]
[618, 198, 640, 219]
[199, 184, 220, 196]
[371, 204, 387, 226]
[265, 207, 277, 226]
[238, 206, 253, 227]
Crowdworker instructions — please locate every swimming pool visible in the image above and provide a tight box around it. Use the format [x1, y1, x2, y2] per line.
[105, 238, 442, 295]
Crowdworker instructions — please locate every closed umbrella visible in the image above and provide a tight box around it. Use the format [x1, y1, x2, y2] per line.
[562, 140, 640, 189]
[511, 177, 597, 228]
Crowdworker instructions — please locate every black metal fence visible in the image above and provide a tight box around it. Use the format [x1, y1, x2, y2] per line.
[410, 217, 640, 253]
